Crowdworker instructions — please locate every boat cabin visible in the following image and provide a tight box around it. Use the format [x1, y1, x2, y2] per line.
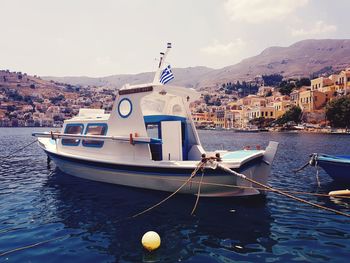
[57, 83, 204, 163]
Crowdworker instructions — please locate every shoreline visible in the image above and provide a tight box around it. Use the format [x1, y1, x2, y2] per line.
[1, 126, 349, 135]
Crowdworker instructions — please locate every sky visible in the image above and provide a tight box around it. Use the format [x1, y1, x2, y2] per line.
[0, 0, 349, 77]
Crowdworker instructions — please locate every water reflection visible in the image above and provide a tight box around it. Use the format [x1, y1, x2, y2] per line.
[316, 181, 350, 210]
[42, 168, 275, 262]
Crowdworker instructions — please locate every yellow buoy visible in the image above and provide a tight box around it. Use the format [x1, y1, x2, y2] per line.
[141, 231, 161, 252]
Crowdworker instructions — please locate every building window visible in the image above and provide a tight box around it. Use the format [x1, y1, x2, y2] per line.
[82, 123, 108, 147]
[270, 112, 273, 117]
[62, 124, 84, 146]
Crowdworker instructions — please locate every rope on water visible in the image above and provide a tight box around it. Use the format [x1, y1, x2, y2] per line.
[0, 234, 69, 257]
[130, 161, 205, 219]
[293, 154, 322, 187]
[0, 139, 38, 166]
[315, 161, 321, 187]
[90, 167, 350, 200]
[215, 161, 350, 218]
[190, 168, 205, 216]
[293, 161, 310, 173]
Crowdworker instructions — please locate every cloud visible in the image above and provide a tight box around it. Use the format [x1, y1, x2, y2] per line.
[200, 39, 245, 56]
[224, 0, 309, 23]
[291, 20, 337, 36]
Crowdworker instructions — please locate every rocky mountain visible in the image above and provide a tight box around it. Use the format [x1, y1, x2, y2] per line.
[0, 70, 75, 98]
[45, 66, 213, 89]
[43, 39, 350, 90]
[198, 39, 350, 88]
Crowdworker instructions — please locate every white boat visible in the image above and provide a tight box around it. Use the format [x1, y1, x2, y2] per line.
[33, 44, 278, 197]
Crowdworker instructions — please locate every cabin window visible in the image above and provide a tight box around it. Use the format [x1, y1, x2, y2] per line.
[146, 124, 159, 139]
[62, 124, 84, 146]
[82, 123, 108, 148]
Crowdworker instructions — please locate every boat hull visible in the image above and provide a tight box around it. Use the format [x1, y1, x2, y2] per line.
[46, 151, 268, 197]
[317, 160, 350, 184]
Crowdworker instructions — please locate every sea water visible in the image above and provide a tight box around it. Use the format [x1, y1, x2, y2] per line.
[0, 128, 349, 262]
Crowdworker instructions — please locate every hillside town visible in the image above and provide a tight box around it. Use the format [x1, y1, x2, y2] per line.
[0, 67, 350, 130]
[0, 70, 116, 127]
[191, 67, 350, 130]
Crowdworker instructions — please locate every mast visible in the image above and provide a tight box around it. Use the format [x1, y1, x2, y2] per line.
[153, 43, 172, 84]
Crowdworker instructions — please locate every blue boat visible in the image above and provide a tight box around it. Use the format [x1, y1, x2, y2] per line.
[310, 154, 350, 183]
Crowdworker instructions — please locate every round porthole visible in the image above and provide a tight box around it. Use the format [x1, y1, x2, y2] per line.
[118, 98, 133, 118]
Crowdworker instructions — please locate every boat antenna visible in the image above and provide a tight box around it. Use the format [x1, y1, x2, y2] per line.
[153, 42, 172, 84]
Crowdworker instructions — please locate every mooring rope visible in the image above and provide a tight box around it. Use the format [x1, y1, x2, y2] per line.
[215, 161, 350, 218]
[190, 168, 205, 216]
[0, 139, 38, 166]
[86, 168, 350, 200]
[130, 161, 205, 219]
[0, 234, 69, 257]
[315, 161, 321, 187]
[1, 154, 349, 257]
[293, 161, 310, 173]
[293, 154, 322, 187]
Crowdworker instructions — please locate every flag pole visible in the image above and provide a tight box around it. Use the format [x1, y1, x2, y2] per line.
[153, 43, 172, 84]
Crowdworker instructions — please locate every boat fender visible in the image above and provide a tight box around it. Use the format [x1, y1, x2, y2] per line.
[329, 189, 350, 197]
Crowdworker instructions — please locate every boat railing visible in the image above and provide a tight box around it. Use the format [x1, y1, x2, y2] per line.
[32, 132, 162, 145]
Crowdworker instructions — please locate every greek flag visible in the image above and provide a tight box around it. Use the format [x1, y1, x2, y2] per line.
[160, 65, 174, 84]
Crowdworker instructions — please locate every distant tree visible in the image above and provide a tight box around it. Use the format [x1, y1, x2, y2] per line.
[7, 105, 16, 112]
[296, 78, 311, 88]
[214, 98, 222, 106]
[262, 74, 283, 86]
[266, 90, 273, 97]
[204, 94, 211, 105]
[279, 82, 296, 95]
[326, 97, 350, 128]
[8, 90, 23, 101]
[24, 95, 33, 103]
[50, 94, 65, 104]
[53, 115, 62, 122]
[310, 66, 333, 79]
[249, 117, 274, 128]
[275, 106, 302, 124]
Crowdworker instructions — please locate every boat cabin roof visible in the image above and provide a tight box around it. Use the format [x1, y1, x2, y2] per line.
[66, 83, 200, 123]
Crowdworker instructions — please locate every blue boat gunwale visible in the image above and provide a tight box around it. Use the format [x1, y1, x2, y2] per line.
[316, 154, 350, 165]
